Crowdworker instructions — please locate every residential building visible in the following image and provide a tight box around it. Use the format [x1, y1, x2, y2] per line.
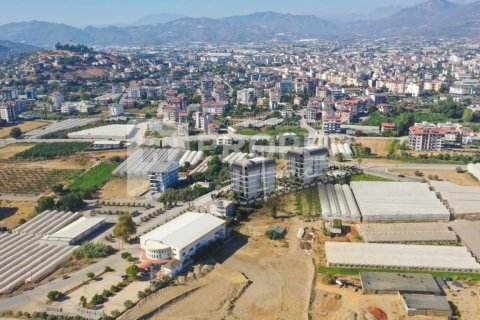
[195, 112, 213, 130]
[0, 103, 17, 123]
[216, 136, 233, 145]
[148, 162, 180, 193]
[127, 87, 145, 100]
[305, 107, 318, 123]
[51, 92, 64, 111]
[209, 199, 235, 217]
[232, 157, 276, 202]
[109, 103, 124, 116]
[0, 87, 18, 100]
[25, 87, 37, 100]
[323, 116, 342, 134]
[60, 101, 93, 114]
[409, 122, 445, 151]
[287, 147, 328, 186]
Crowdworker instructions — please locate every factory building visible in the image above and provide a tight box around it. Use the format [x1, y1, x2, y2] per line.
[287, 146, 328, 186]
[139, 212, 226, 273]
[231, 157, 276, 202]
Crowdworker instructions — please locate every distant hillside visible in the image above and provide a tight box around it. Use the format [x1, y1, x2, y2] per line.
[132, 13, 187, 26]
[0, 2, 479, 47]
[0, 40, 39, 56]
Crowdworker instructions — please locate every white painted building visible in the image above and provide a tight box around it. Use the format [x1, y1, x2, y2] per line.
[109, 103, 124, 116]
[232, 157, 276, 202]
[139, 212, 226, 265]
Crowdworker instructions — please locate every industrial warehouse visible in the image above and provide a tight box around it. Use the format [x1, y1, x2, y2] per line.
[350, 181, 451, 222]
[139, 212, 226, 274]
[0, 210, 100, 295]
[325, 242, 480, 272]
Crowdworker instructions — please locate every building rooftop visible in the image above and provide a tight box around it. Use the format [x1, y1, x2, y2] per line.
[325, 242, 480, 272]
[356, 223, 457, 243]
[43, 217, 105, 243]
[350, 182, 450, 222]
[360, 272, 442, 295]
[401, 294, 452, 314]
[140, 212, 225, 250]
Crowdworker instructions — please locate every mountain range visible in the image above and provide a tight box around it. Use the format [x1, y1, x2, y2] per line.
[0, 0, 478, 48]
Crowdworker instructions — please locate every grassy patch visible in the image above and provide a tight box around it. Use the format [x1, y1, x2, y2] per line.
[69, 162, 118, 191]
[15, 142, 92, 159]
[318, 266, 480, 282]
[349, 173, 394, 182]
[234, 125, 307, 137]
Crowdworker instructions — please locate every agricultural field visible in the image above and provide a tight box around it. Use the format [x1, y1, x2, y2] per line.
[15, 142, 92, 159]
[0, 166, 82, 194]
[0, 121, 50, 138]
[0, 143, 34, 160]
[69, 162, 119, 192]
[390, 169, 480, 186]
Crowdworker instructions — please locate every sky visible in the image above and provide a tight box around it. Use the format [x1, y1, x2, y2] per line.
[0, 0, 445, 26]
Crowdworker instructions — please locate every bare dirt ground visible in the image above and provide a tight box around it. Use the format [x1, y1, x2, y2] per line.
[354, 138, 392, 157]
[122, 212, 316, 320]
[0, 200, 36, 229]
[0, 144, 34, 160]
[98, 177, 150, 200]
[0, 121, 50, 137]
[445, 282, 480, 320]
[390, 169, 480, 186]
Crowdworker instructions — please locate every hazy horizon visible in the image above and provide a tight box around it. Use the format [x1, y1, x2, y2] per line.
[0, 0, 435, 27]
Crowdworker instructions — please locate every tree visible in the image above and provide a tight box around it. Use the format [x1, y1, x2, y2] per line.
[56, 192, 85, 211]
[86, 272, 95, 280]
[113, 214, 137, 243]
[90, 293, 106, 306]
[124, 300, 134, 309]
[51, 184, 64, 194]
[137, 291, 146, 299]
[9, 127, 22, 138]
[334, 153, 345, 162]
[36, 196, 55, 213]
[47, 290, 63, 301]
[125, 264, 139, 280]
[79, 296, 87, 307]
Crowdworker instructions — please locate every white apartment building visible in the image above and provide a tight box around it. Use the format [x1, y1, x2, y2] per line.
[287, 147, 328, 186]
[109, 103, 124, 116]
[236, 88, 255, 105]
[305, 107, 318, 123]
[61, 101, 94, 114]
[51, 92, 64, 111]
[232, 157, 276, 202]
[0, 104, 17, 123]
[195, 112, 213, 130]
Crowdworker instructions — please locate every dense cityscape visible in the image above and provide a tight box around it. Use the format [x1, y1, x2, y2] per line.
[0, 1, 480, 320]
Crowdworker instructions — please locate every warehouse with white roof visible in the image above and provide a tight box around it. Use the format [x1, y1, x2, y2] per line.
[350, 181, 451, 222]
[42, 217, 106, 245]
[139, 212, 226, 264]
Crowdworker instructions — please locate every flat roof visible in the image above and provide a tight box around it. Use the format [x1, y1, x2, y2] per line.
[140, 212, 225, 250]
[360, 272, 442, 294]
[356, 223, 457, 243]
[45, 217, 105, 241]
[401, 294, 452, 313]
[430, 181, 480, 216]
[325, 242, 480, 272]
[68, 124, 136, 139]
[350, 182, 450, 221]
[450, 220, 480, 262]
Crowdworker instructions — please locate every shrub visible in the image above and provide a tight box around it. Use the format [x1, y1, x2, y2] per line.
[124, 300, 134, 309]
[73, 242, 115, 260]
[47, 290, 63, 301]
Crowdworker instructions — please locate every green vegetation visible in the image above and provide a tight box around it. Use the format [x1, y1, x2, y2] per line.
[158, 185, 209, 207]
[318, 266, 480, 282]
[47, 290, 64, 302]
[190, 155, 231, 190]
[349, 173, 394, 182]
[295, 192, 303, 215]
[265, 226, 286, 240]
[9, 127, 22, 138]
[15, 142, 92, 159]
[234, 125, 307, 138]
[36, 196, 56, 213]
[113, 214, 137, 242]
[351, 144, 372, 157]
[125, 265, 139, 280]
[72, 242, 115, 260]
[69, 162, 118, 192]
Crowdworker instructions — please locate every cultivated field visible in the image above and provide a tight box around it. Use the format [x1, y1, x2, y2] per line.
[0, 165, 81, 194]
[0, 143, 34, 160]
[69, 162, 119, 191]
[390, 169, 480, 186]
[0, 121, 50, 137]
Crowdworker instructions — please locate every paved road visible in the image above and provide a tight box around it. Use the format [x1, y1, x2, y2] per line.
[0, 250, 134, 312]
